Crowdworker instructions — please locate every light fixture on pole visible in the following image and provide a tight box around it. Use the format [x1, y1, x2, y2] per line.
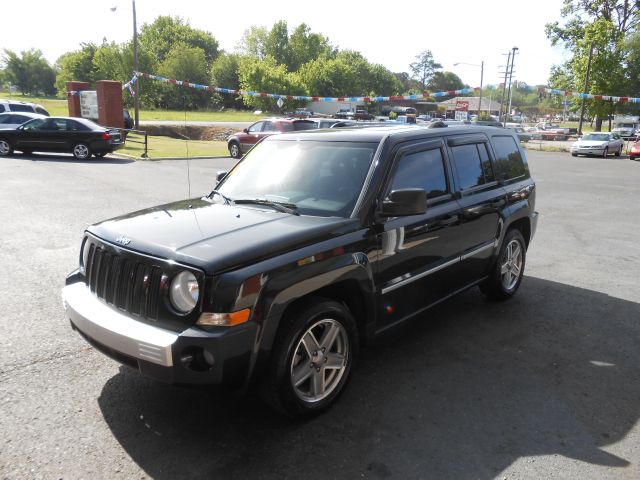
[453, 61, 484, 119]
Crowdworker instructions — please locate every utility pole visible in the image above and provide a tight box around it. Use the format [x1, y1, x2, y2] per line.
[132, 0, 140, 129]
[578, 42, 595, 136]
[478, 61, 484, 119]
[498, 51, 511, 124]
[505, 47, 518, 124]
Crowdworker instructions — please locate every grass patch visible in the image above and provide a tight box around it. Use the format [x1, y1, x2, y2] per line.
[120, 134, 228, 159]
[0, 93, 263, 122]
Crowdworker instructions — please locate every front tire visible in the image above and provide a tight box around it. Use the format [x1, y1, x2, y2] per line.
[228, 141, 241, 159]
[73, 143, 91, 160]
[480, 229, 526, 301]
[615, 147, 622, 157]
[0, 138, 13, 156]
[263, 298, 357, 417]
[602, 147, 609, 158]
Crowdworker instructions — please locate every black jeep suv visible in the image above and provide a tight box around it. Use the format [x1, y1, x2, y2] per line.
[63, 125, 538, 416]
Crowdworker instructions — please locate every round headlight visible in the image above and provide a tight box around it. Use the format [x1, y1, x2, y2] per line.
[170, 271, 199, 313]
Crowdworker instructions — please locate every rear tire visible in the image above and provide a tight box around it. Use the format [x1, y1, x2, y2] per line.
[480, 229, 527, 301]
[0, 138, 13, 157]
[228, 141, 241, 159]
[571, 153, 578, 157]
[262, 297, 357, 418]
[72, 143, 91, 160]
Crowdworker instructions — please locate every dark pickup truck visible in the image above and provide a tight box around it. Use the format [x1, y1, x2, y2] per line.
[63, 125, 538, 417]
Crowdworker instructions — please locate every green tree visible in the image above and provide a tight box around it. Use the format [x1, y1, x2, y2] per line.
[237, 56, 306, 110]
[211, 53, 244, 108]
[409, 50, 442, 90]
[288, 23, 333, 71]
[139, 16, 219, 68]
[298, 57, 361, 97]
[265, 20, 290, 67]
[236, 26, 269, 59]
[54, 43, 99, 95]
[3, 49, 56, 95]
[158, 43, 211, 109]
[546, 0, 639, 129]
[393, 72, 423, 93]
[429, 71, 465, 92]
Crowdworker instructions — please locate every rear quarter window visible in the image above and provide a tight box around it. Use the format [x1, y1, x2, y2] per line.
[491, 135, 529, 182]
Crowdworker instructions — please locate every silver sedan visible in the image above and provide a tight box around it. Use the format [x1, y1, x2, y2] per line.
[571, 132, 624, 157]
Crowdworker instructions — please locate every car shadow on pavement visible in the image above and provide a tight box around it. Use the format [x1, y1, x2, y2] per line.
[12, 153, 134, 164]
[97, 276, 639, 480]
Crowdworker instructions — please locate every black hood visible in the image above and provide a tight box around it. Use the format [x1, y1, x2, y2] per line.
[87, 198, 357, 273]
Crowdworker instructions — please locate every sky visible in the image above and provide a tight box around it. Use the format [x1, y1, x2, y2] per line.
[0, 0, 570, 90]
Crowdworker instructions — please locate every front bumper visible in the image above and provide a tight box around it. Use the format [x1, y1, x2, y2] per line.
[571, 147, 605, 155]
[62, 282, 255, 385]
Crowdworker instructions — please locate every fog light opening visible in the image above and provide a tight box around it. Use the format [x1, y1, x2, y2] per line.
[180, 346, 215, 372]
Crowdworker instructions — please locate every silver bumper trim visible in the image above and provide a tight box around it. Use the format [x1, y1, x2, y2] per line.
[62, 282, 178, 366]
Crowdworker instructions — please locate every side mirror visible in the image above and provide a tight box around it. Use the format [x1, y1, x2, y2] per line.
[242, 128, 249, 134]
[379, 189, 427, 217]
[216, 170, 227, 183]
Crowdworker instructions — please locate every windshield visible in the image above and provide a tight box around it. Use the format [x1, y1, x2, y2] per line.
[583, 133, 610, 141]
[217, 139, 378, 217]
[617, 123, 635, 128]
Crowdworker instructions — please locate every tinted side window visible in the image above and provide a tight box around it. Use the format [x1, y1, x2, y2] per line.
[450, 143, 494, 190]
[0, 105, 5, 113]
[9, 104, 33, 113]
[491, 136, 527, 181]
[262, 121, 277, 132]
[247, 122, 264, 133]
[389, 148, 448, 199]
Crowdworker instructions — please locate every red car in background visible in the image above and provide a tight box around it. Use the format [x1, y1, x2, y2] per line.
[227, 118, 315, 158]
[629, 138, 640, 160]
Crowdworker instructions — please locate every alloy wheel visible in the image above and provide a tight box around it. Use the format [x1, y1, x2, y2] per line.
[500, 239, 523, 291]
[289, 318, 349, 403]
[73, 144, 90, 159]
[0, 140, 10, 156]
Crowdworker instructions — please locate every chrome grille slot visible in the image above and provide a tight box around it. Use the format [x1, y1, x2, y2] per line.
[83, 241, 167, 321]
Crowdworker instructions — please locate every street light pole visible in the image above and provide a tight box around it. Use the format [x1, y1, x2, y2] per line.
[132, 0, 139, 129]
[578, 42, 595, 136]
[478, 61, 484, 119]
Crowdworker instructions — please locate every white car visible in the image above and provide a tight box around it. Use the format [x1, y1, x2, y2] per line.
[571, 132, 624, 157]
[0, 112, 47, 130]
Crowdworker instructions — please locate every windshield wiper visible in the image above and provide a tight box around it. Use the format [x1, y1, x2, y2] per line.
[206, 189, 233, 205]
[233, 198, 299, 215]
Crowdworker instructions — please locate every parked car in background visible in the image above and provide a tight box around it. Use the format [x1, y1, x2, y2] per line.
[0, 116, 124, 159]
[628, 137, 640, 160]
[532, 123, 570, 141]
[0, 99, 50, 116]
[353, 109, 375, 121]
[570, 132, 624, 157]
[506, 126, 532, 143]
[0, 112, 46, 129]
[227, 118, 315, 158]
[307, 118, 358, 129]
[292, 108, 314, 119]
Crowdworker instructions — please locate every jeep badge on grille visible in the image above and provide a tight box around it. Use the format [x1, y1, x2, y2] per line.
[115, 235, 131, 246]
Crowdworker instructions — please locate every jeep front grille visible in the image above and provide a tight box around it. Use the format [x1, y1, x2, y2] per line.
[85, 243, 163, 320]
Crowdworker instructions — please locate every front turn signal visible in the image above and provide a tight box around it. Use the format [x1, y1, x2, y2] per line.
[197, 309, 251, 327]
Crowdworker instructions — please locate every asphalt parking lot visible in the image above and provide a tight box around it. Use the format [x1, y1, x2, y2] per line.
[1, 150, 639, 479]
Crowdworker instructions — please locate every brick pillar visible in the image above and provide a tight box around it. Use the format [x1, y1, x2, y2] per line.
[96, 80, 124, 129]
[66, 81, 90, 117]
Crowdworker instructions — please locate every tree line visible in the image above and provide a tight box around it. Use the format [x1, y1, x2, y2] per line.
[0, 16, 464, 111]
